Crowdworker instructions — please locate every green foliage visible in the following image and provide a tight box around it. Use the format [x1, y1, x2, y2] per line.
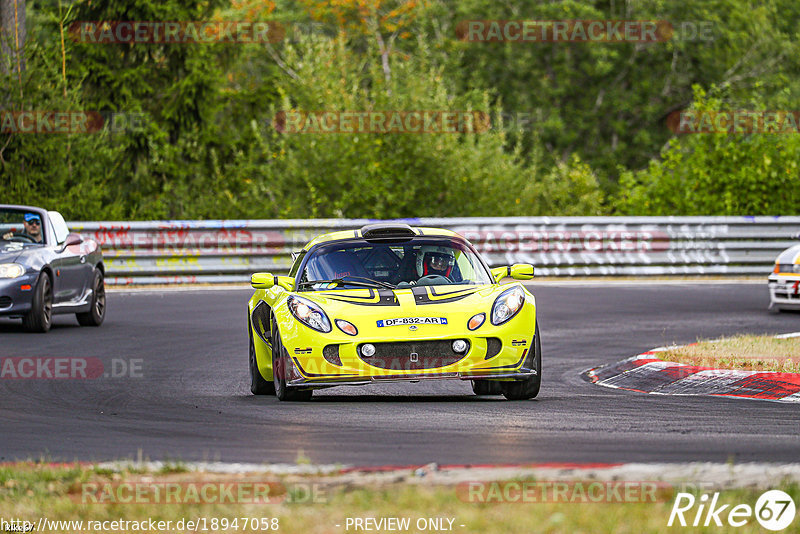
[0, 46, 124, 219]
[236, 32, 604, 218]
[420, 0, 800, 192]
[1, 0, 799, 219]
[616, 88, 800, 215]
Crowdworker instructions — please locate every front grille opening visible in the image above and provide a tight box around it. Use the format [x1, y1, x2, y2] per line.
[358, 340, 467, 370]
[485, 338, 502, 359]
[0, 296, 11, 308]
[323, 344, 342, 366]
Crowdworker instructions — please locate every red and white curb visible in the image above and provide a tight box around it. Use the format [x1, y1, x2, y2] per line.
[586, 333, 800, 403]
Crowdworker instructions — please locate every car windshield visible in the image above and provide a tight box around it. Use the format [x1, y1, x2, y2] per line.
[298, 237, 492, 290]
[0, 208, 46, 247]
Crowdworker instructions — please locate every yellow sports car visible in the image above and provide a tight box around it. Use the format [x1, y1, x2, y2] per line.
[247, 223, 539, 401]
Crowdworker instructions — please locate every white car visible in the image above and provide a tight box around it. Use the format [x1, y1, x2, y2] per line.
[768, 242, 800, 311]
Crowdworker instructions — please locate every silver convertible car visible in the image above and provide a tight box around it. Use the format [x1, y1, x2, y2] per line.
[0, 205, 106, 332]
[768, 240, 800, 312]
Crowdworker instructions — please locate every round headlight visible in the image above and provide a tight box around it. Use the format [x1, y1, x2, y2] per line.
[0, 263, 25, 279]
[491, 286, 525, 325]
[361, 343, 376, 357]
[287, 295, 332, 333]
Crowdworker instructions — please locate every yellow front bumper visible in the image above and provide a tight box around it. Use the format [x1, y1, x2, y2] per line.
[279, 313, 536, 387]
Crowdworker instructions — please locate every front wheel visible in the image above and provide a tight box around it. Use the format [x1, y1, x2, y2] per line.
[249, 317, 275, 395]
[22, 272, 53, 333]
[272, 321, 312, 402]
[501, 323, 541, 400]
[76, 270, 106, 326]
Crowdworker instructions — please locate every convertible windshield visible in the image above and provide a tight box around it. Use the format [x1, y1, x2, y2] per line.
[0, 208, 46, 246]
[298, 237, 492, 290]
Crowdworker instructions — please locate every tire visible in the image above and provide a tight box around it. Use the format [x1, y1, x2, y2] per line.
[472, 380, 502, 395]
[22, 272, 53, 333]
[76, 270, 106, 326]
[249, 316, 275, 395]
[501, 323, 542, 401]
[272, 320, 312, 402]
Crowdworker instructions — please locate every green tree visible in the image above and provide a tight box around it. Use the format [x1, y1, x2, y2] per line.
[616, 88, 800, 215]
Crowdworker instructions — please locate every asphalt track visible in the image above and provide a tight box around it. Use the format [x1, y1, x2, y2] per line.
[1, 282, 799, 466]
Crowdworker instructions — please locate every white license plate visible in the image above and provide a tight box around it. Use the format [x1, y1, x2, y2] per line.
[377, 317, 448, 327]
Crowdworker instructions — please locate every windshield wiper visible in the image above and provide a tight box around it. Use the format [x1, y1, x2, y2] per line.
[298, 277, 395, 290]
[342, 276, 396, 289]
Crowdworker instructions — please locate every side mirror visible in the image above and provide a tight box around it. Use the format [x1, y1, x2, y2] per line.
[491, 264, 535, 283]
[63, 233, 83, 247]
[490, 266, 508, 284]
[251, 272, 275, 289]
[510, 263, 534, 280]
[275, 276, 296, 291]
[251, 272, 294, 291]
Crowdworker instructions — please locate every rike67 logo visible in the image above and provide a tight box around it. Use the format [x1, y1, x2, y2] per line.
[668, 490, 796, 530]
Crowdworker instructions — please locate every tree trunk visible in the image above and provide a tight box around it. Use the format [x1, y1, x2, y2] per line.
[0, 0, 26, 75]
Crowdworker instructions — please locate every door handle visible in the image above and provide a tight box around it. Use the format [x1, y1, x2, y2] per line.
[80, 256, 86, 264]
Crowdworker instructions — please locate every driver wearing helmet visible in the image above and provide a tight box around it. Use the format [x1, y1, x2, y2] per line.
[416, 246, 455, 280]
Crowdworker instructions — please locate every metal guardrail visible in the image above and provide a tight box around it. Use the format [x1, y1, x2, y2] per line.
[68, 217, 800, 285]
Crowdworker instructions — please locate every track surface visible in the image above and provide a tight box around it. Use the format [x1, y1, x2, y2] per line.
[1, 283, 799, 466]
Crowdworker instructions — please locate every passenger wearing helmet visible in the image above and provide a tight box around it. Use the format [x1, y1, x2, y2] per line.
[416, 246, 455, 280]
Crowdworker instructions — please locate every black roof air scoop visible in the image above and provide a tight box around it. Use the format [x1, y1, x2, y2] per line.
[360, 223, 417, 241]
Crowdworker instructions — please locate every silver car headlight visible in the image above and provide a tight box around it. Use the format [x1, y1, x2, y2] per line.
[491, 286, 525, 325]
[0, 263, 25, 279]
[287, 295, 332, 333]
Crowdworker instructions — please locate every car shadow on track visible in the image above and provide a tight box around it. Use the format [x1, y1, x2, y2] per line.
[236, 394, 536, 403]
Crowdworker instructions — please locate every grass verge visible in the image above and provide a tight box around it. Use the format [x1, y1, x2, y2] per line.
[1, 463, 798, 534]
[657, 334, 800, 372]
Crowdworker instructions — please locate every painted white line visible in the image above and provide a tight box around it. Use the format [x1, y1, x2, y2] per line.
[775, 332, 800, 339]
[647, 346, 679, 353]
[780, 391, 800, 402]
